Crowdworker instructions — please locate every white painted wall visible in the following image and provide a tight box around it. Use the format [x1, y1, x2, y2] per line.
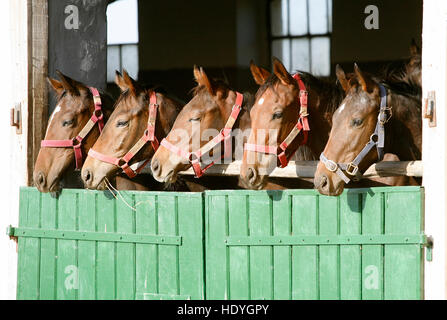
[422, 0, 447, 300]
[0, 0, 29, 300]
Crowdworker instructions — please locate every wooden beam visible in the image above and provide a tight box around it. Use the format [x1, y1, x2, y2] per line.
[141, 160, 423, 179]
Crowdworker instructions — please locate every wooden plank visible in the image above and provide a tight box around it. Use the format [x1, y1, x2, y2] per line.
[56, 191, 77, 300]
[157, 195, 178, 295]
[141, 160, 423, 179]
[39, 192, 57, 299]
[96, 192, 116, 300]
[115, 192, 136, 299]
[361, 191, 384, 300]
[272, 192, 291, 300]
[249, 195, 273, 300]
[339, 192, 362, 300]
[228, 195, 250, 299]
[318, 196, 340, 300]
[177, 194, 205, 300]
[384, 190, 423, 300]
[17, 189, 40, 300]
[291, 194, 318, 299]
[205, 195, 228, 299]
[135, 194, 158, 298]
[77, 191, 96, 300]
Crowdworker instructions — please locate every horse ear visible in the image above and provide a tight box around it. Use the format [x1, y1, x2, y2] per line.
[122, 69, 140, 95]
[47, 77, 64, 97]
[335, 65, 349, 93]
[193, 66, 215, 95]
[250, 60, 271, 85]
[354, 63, 374, 93]
[114, 70, 127, 92]
[273, 57, 294, 86]
[56, 70, 80, 96]
[410, 39, 421, 56]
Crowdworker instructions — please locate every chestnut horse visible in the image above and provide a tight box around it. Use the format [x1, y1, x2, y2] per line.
[150, 66, 252, 187]
[34, 71, 149, 193]
[240, 58, 344, 190]
[314, 64, 422, 196]
[81, 71, 183, 190]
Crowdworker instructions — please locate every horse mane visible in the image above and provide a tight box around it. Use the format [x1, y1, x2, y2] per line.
[379, 58, 422, 99]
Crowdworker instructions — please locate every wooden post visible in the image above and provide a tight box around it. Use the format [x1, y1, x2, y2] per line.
[28, 0, 48, 185]
[422, 0, 447, 300]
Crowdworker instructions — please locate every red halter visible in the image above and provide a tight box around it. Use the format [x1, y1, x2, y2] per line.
[244, 74, 310, 168]
[160, 92, 244, 178]
[87, 91, 160, 179]
[40, 87, 105, 170]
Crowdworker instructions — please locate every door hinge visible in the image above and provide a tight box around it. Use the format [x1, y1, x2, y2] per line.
[10, 103, 22, 134]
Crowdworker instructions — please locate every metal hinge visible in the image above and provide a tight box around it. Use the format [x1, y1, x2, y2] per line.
[10, 103, 22, 134]
[425, 235, 434, 262]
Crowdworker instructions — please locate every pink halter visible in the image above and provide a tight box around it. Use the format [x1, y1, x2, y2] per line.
[40, 87, 104, 170]
[160, 92, 244, 178]
[244, 74, 310, 168]
[87, 91, 160, 178]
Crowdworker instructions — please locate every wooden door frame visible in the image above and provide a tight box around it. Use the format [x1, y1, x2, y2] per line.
[27, 0, 48, 186]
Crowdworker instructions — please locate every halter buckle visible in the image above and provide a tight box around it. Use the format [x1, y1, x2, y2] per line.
[346, 162, 359, 176]
[325, 160, 338, 172]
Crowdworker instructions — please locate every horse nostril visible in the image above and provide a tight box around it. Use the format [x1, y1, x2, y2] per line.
[35, 172, 46, 187]
[320, 175, 329, 190]
[83, 170, 93, 185]
[247, 167, 257, 185]
[152, 159, 160, 175]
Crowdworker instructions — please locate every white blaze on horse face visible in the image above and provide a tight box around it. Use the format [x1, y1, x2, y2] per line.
[258, 98, 265, 106]
[338, 103, 346, 113]
[46, 105, 62, 134]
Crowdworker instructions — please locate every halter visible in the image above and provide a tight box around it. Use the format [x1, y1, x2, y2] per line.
[40, 87, 105, 170]
[88, 91, 160, 179]
[320, 84, 391, 183]
[243, 73, 310, 168]
[160, 92, 244, 178]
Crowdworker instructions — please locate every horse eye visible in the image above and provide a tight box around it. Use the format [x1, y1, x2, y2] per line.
[272, 112, 283, 120]
[62, 119, 74, 127]
[351, 119, 363, 127]
[116, 120, 129, 127]
[189, 117, 201, 122]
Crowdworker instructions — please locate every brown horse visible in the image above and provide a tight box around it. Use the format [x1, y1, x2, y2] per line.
[240, 58, 343, 190]
[150, 65, 252, 186]
[81, 71, 183, 190]
[314, 64, 422, 196]
[34, 72, 151, 193]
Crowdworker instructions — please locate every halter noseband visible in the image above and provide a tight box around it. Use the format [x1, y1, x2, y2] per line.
[320, 84, 391, 183]
[87, 91, 160, 179]
[160, 92, 244, 178]
[40, 87, 105, 170]
[243, 73, 310, 168]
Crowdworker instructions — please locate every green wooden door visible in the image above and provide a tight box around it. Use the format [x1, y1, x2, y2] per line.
[11, 187, 204, 300]
[205, 187, 427, 300]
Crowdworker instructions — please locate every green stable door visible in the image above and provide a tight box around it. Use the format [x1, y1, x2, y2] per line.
[10, 186, 429, 300]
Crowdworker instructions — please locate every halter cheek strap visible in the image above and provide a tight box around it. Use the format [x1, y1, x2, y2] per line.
[320, 84, 391, 183]
[160, 92, 244, 178]
[40, 87, 105, 170]
[244, 73, 310, 168]
[88, 91, 160, 179]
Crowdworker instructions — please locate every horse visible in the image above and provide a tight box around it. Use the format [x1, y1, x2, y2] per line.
[81, 70, 184, 191]
[33, 71, 150, 193]
[239, 58, 344, 190]
[149, 65, 252, 188]
[314, 63, 422, 196]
